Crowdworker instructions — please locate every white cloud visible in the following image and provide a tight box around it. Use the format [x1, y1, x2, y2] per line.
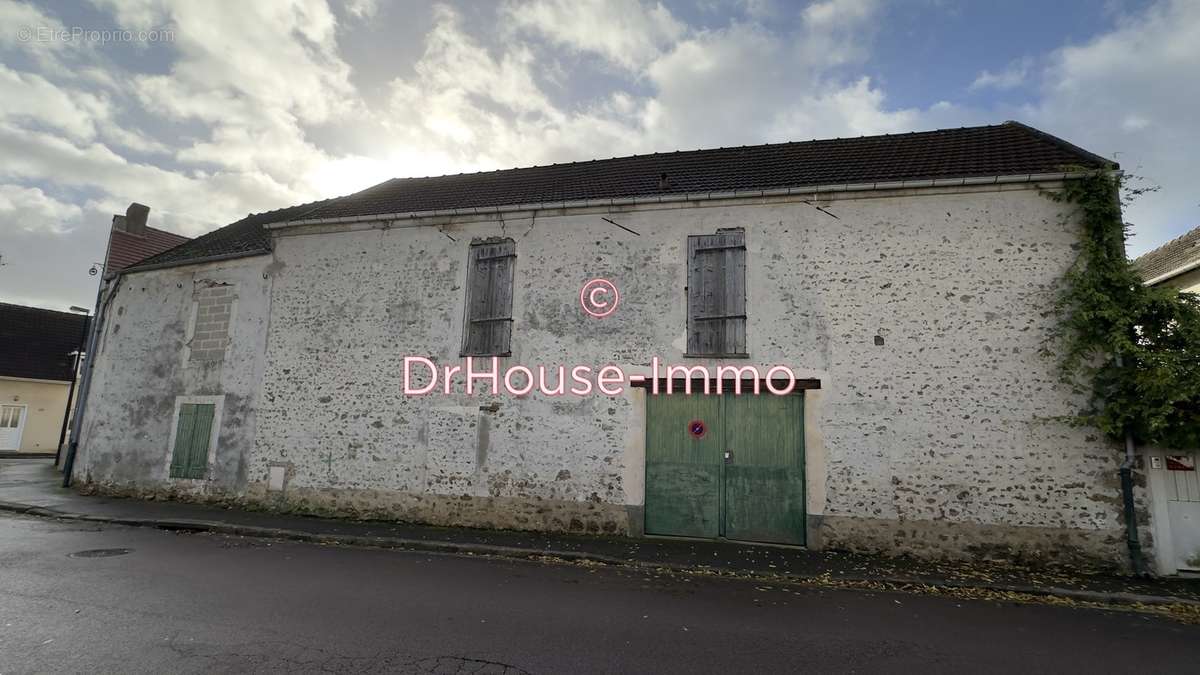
[0, 194, 107, 310]
[969, 57, 1032, 91]
[376, 6, 649, 173]
[147, 2, 352, 125]
[505, 0, 684, 71]
[0, 65, 110, 139]
[344, 0, 378, 19]
[118, 1, 359, 193]
[764, 77, 920, 140]
[0, 123, 302, 235]
[1022, 0, 1200, 255]
[0, 0, 67, 54]
[641, 5, 907, 149]
[0, 183, 83, 234]
[802, 0, 878, 30]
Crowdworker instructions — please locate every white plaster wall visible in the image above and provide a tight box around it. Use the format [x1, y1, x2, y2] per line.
[0, 377, 70, 453]
[74, 256, 272, 493]
[1161, 267, 1200, 294]
[249, 184, 1132, 558]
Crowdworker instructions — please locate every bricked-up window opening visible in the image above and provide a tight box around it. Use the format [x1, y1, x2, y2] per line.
[461, 237, 516, 356]
[169, 403, 214, 479]
[686, 228, 747, 357]
[188, 283, 235, 364]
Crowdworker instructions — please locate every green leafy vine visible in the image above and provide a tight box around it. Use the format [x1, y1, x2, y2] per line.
[1047, 171, 1200, 449]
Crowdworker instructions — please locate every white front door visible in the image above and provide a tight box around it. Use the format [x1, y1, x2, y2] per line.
[1164, 453, 1200, 571]
[0, 405, 26, 450]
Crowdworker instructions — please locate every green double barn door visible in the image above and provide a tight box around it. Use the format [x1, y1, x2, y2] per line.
[645, 390, 806, 545]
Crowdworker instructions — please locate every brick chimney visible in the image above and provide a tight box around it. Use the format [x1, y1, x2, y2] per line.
[121, 202, 150, 237]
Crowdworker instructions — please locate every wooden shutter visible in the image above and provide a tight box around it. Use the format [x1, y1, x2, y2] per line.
[169, 403, 214, 479]
[462, 238, 517, 356]
[687, 228, 747, 356]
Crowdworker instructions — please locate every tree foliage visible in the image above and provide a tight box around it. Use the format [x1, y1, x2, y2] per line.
[1048, 171, 1200, 449]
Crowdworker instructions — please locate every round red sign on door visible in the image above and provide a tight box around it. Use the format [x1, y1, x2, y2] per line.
[688, 419, 707, 439]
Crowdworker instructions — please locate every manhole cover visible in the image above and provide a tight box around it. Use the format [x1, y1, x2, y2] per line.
[68, 548, 132, 558]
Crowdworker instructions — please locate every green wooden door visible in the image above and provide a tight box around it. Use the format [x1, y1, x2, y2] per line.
[723, 393, 805, 545]
[644, 391, 805, 545]
[644, 391, 723, 538]
[170, 403, 214, 479]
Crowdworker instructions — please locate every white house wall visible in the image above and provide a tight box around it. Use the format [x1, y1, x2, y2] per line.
[74, 256, 272, 498]
[235, 183, 1139, 568]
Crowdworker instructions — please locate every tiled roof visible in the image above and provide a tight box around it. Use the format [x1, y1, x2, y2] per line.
[1134, 225, 1200, 283]
[125, 199, 336, 271]
[298, 121, 1113, 221]
[0, 303, 90, 382]
[123, 121, 1114, 272]
[105, 226, 191, 274]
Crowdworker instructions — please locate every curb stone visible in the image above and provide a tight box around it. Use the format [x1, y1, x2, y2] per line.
[2, 499, 1196, 609]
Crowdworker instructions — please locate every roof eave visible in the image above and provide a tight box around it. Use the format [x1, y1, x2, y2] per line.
[117, 248, 271, 275]
[1143, 258, 1200, 286]
[265, 170, 1110, 230]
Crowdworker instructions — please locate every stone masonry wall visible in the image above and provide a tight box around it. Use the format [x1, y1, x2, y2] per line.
[243, 184, 1144, 568]
[74, 256, 271, 496]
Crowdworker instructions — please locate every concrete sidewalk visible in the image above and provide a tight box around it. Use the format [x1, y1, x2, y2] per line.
[4, 457, 1199, 611]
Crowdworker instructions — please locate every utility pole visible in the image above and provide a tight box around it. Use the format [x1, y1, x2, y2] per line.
[55, 306, 91, 466]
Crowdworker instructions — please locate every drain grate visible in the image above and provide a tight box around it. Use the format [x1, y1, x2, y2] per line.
[69, 548, 133, 558]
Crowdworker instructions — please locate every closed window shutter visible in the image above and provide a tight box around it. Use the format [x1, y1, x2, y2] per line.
[169, 404, 196, 478]
[186, 404, 214, 479]
[687, 228, 747, 356]
[169, 403, 214, 479]
[462, 238, 516, 356]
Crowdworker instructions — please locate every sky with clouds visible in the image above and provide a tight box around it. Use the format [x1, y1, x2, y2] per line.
[1, 0, 1197, 311]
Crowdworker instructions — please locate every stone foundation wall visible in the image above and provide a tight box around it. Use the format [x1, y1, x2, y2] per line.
[243, 482, 631, 535]
[815, 514, 1132, 572]
[77, 474, 1132, 570]
[76, 476, 631, 536]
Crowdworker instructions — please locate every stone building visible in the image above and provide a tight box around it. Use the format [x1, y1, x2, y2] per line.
[70, 121, 1156, 569]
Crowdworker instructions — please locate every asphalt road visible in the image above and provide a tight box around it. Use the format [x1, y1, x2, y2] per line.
[0, 513, 1197, 674]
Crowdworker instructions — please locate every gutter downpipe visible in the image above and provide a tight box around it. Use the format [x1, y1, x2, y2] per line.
[1113, 178, 1148, 576]
[1116, 351, 1147, 576]
[1120, 420, 1147, 577]
[61, 275, 120, 487]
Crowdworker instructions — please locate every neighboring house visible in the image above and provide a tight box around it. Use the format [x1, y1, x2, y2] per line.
[72, 121, 1169, 571]
[1132, 225, 1200, 575]
[1134, 224, 1200, 293]
[103, 202, 192, 276]
[0, 304, 88, 454]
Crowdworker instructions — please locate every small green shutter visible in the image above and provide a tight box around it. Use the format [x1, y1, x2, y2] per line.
[170, 403, 214, 479]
